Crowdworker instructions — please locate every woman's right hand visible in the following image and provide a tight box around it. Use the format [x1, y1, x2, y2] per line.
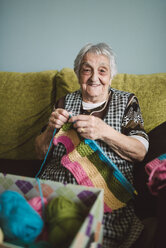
[48, 108, 71, 131]
[35, 108, 70, 160]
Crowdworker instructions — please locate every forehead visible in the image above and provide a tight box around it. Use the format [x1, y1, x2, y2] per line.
[81, 52, 110, 67]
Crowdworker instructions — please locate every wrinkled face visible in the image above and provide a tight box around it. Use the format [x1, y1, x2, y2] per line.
[79, 52, 111, 103]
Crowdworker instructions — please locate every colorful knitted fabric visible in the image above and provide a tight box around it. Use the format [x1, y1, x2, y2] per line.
[145, 154, 166, 196]
[53, 123, 136, 212]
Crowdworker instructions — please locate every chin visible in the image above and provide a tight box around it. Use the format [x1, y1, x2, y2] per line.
[88, 88, 102, 96]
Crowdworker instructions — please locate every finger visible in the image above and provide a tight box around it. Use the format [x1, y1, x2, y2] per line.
[55, 109, 70, 120]
[69, 115, 89, 123]
[54, 110, 70, 123]
[49, 115, 66, 130]
[56, 113, 68, 123]
[80, 127, 85, 133]
[73, 120, 88, 129]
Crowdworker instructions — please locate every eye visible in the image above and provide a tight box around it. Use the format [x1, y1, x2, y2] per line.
[99, 68, 107, 74]
[81, 67, 92, 75]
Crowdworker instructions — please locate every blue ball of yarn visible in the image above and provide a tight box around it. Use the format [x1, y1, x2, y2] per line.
[0, 190, 44, 244]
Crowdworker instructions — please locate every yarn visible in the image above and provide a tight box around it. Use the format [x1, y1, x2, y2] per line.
[0, 190, 44, 244]
[28, 196, 48, 217]
[28, 196, 49, 242]
[46, 196, 85, 248]
[35, 128, 57, 178]
[145, 154, 166, 195]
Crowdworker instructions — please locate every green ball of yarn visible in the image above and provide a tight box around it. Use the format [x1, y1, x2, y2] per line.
[46, 196, 85, 247]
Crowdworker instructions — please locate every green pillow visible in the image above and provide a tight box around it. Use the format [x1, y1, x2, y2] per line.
[112, 73, 166, 133]
[55, 68, 80, 102]
[0, 70, 58, 160]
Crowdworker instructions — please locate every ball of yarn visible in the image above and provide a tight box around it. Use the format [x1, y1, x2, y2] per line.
[0, 190, 44, 244]
[28, 196, 48, 217]
[46, 196, 85, 247]
[28, 196, 48, 242]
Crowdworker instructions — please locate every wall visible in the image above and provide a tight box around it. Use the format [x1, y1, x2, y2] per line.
[0, 0, 166, 74]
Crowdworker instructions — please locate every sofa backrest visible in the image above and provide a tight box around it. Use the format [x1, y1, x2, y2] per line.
[0, 70, 58, 160]
[111, 73, 166, 133]
[0, 69, 165, 160]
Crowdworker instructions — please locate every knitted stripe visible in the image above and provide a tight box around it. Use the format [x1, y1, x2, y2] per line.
[145, 158, 161, 176]
[77, 142, 131, 202]
[61, 154, 111, 212]
[145, 154, 166, 176]
[53, 128, 80, 149]
[63, 149, 125, 211]
[61, 154, 94, 187]
[53, 136, 74, 153]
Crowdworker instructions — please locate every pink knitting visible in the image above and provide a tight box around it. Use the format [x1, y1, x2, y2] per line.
[145, 157, 166, 195]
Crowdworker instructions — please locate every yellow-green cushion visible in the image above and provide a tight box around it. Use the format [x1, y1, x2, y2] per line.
[112, 73, 166, 133]
[0, 70, 58, 160]
[55, 68, 80, 102]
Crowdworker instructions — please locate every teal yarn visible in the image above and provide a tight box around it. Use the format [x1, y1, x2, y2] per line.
[0, 190, 44, 244]
[46, 196, 85, 248]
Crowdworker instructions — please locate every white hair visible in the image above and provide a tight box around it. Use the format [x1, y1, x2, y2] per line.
[74, 43, 117, 80]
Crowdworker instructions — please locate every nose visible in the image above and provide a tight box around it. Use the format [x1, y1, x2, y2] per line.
[91, 70, 98, 82]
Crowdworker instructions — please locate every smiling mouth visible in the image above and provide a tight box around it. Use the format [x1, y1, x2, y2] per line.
[88, 83, 100, 86]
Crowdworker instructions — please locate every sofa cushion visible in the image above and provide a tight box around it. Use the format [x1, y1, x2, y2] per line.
[0, 70, 58, 160]
[111, 73, 166, 133]
[55, 68, 80, 101]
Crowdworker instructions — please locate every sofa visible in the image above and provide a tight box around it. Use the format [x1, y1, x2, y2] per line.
[0, 68, 166, 246]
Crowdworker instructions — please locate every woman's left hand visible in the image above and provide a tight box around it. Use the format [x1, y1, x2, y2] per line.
[69, 114, 147, 162]
[69, 115, 106, 140]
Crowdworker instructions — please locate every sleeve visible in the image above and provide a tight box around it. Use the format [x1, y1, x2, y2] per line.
[54, 96, 65, 109]
[122, 95, 149, 145]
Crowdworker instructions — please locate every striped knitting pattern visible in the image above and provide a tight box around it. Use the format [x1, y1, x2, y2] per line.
[53, 123, 134, 212]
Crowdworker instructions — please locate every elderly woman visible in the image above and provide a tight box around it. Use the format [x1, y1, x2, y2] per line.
[35, 43, 149, 248]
